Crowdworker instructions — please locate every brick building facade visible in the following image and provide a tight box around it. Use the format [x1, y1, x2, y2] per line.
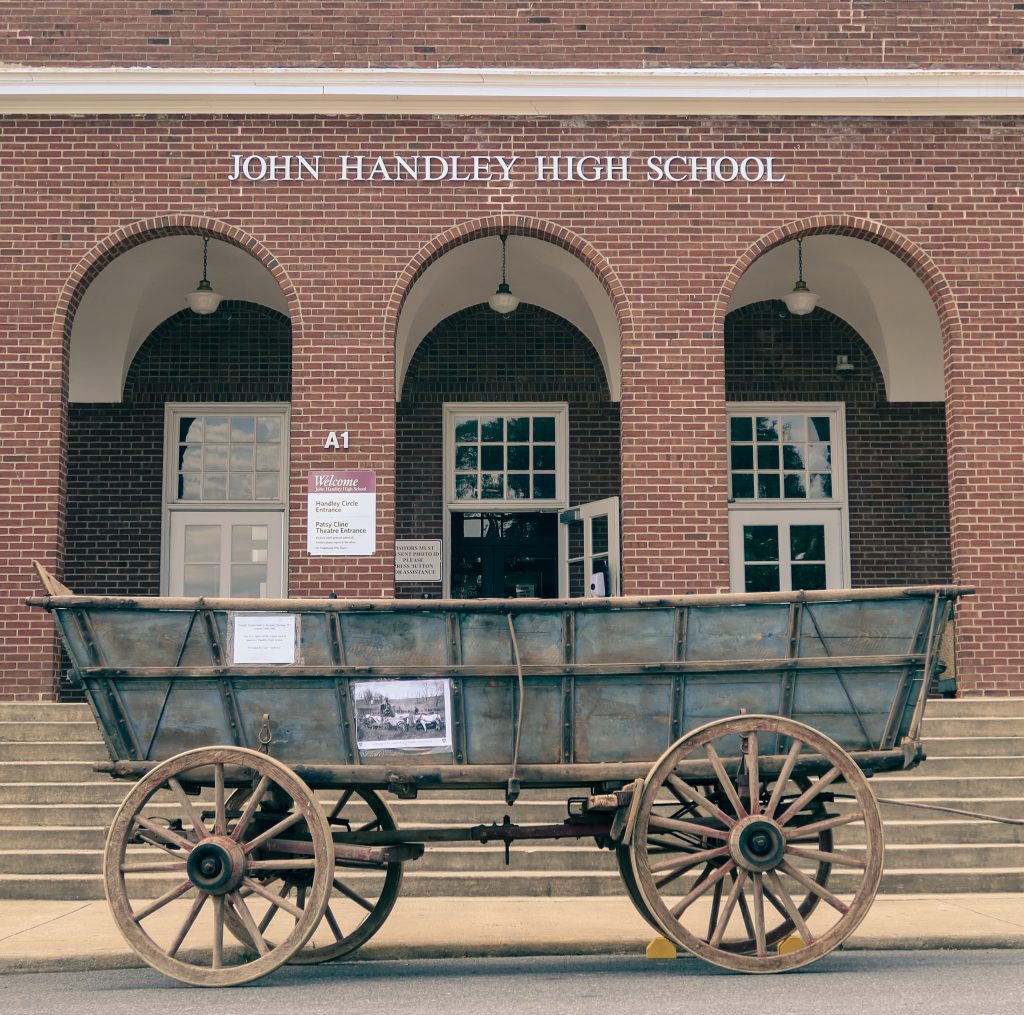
[1, 4, 1022, 697]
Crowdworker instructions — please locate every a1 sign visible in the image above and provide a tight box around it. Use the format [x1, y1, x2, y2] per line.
[324, 431, 350, 450]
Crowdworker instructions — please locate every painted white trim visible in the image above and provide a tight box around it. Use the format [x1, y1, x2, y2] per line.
[4, 67, 1024, 115]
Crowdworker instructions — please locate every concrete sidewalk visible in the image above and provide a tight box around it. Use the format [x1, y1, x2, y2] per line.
[1, 894, 1024, 975]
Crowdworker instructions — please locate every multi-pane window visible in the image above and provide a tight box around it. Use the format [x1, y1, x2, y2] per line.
[447, 406, 566, 505]
[173, 412, 284, 504]
[729, 412, 834, 502]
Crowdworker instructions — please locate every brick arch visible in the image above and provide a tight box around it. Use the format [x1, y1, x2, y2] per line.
[383, 214, 634, 350]
[715, 215, 962, 357]
[52, 215, 302, 356]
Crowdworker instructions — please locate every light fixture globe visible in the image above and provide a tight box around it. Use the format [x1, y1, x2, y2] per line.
[489, 233, 519, 317]
[782, 237, 819, 316]
[783, 282, 819, 316]
[185, 280, 223, 315]
[185, 237, 223, 315]
[488, 283, 520, 316]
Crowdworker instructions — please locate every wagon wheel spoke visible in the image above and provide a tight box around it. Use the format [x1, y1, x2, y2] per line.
[333, 877, 375, 913]
[104, 746, 333, 987]
[131, 880, 194, 923]
[242, 876, 305, 923]
[708, 868, 747, 947]
[765, 742, 802, 819]
[733, 870, 756, 940]
[328, 789, 354, 822]
[228, 892, 269, 957]
[706, 876, 725, 942]
[230, 775, 271, 843]
[665, 774, 735, 828]
[627, 715, 884, 972]
[750, 873, 768, 957]
[168, 777, 210, 841]
[167, 892, 207, 959]
[744, 732, 761, 816]
[704, 743, 746, 819]
[213, 764, 227, 837]
[134, 815, 194, 853]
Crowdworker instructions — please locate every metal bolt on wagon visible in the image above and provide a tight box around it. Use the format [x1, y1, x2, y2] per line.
[28, 563, 971, 985]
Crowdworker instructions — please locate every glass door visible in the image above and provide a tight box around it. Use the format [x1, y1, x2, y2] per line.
[560, 497, 621, 597]
[168, 512, 285, 597]
[728, 509, 843, 593]
[449, 512, 559, 599]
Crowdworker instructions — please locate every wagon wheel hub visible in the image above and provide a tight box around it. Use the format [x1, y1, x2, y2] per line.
[729, 815, 786, 873]
[186, 836, 246, 895]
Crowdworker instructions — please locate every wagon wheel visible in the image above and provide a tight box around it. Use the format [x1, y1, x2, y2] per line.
[103, 746, 333, 987]
[629, 715, 883, 973]
[226, 787, 403, 964]
[617, 792, 833, 942]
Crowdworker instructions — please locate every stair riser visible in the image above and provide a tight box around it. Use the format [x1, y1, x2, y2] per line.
[0, 763, 112, 783]
[924, 698, 1024, 718]
[0, 743, 108, 762]
[0, 705, 93, 722]
[0, 722, 102, 743]
[920, 737, 1024, 757]
[912, 756, 1024, 776]
[921, 718, 1024, 737]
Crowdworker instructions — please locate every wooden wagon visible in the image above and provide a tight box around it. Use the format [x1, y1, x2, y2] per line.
[28, 564, 971, 985]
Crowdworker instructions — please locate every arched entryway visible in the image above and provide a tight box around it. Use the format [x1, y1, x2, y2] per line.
[61, 230, 293, 695]
[722, 229, 952, 597]
[393, 228, 624, 600]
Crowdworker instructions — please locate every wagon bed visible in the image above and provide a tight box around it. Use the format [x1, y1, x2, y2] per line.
[29, 567, 972, 983]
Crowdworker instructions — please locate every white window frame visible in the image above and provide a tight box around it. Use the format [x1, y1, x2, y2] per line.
[442, 402, 569, 597]
[726, 401, 851, 591]
[162, 402, 290, 596]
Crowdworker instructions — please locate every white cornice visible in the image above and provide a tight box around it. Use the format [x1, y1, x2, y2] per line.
[2, 67, 1024, 115]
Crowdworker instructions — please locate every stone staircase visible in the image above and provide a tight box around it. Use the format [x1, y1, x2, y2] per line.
[1, 698, 1023, 899]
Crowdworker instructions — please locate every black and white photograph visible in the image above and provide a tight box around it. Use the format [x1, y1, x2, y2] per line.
[352, 677, 452, 750]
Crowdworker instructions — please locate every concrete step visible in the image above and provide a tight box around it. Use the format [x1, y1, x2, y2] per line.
[920, 717, 1024, 737]
[0, 761, 113, 783]
[0, 742, 107, 762]
[0, 827, 108, 850]
[869, 796, 1024, 819]
[865, 774, 1024, 798]
[920, 736, 1024, 758]
[912, 756, 1024, 776]
[923, 698, 1024, 718]
[0, 704, 93, 722]
[0, 721, 103, 744]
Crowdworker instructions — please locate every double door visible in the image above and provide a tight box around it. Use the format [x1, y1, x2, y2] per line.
[448, 497, 620, 599]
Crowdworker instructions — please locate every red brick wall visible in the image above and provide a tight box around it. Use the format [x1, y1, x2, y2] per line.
[1, 3, 1021, 69]
[1, 112, 1021, 697]
[725, 302, 950, 586]
[395, 303, 620, 597]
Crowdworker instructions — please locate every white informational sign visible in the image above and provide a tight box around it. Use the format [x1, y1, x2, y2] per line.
[307, 471, 376, 556]
[352, 678, 453, 751]
[395, 540, 442, 583]
[232, 614, 297, 665]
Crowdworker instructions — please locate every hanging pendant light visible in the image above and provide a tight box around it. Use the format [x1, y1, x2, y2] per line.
[185, 236, 223, 315]
[782, 236, 819, 316]
[488, 233, 520, 316]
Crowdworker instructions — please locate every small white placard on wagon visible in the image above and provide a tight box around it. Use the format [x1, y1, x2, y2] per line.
[232, 614, 297, 665]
